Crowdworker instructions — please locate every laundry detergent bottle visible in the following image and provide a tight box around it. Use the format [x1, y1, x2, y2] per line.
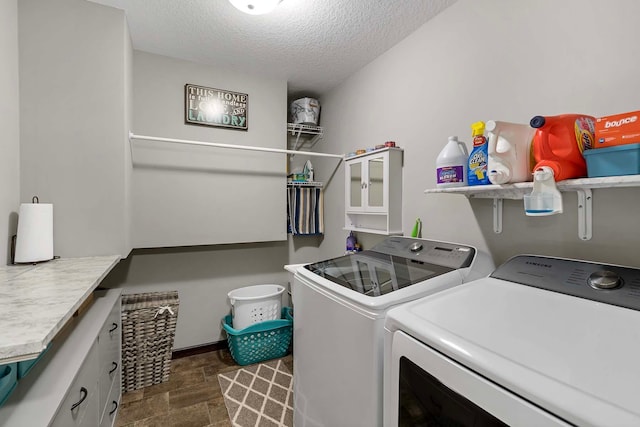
[436, 136, 469, 187]
[530, 114, 596, 181]
[486, 120, 536, 184]
[467, 121, 490, 186]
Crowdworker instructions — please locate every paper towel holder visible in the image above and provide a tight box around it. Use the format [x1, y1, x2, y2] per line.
[13, 195, 54, 265]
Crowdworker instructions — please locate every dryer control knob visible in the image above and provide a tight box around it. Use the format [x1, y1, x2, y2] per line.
[409, 242, 423, 252]
[588, 270, 621, 290]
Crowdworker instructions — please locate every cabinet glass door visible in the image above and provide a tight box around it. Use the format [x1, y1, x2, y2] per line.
[350, 162, 363, 208]
[368, 157, 384, 207]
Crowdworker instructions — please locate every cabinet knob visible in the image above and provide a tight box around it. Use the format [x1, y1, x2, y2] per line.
[109, 322, 118, 333]
[70, 387, 88, 411]
[109, 361, 118, 374]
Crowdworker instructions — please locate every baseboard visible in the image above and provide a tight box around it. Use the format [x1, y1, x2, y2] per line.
[172, 340, 228, 359]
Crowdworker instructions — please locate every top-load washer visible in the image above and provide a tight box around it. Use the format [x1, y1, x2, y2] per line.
[290, 236, 493, 427]
[384, 254, 640, 426]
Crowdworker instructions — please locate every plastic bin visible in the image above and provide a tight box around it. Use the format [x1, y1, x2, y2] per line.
[583, 143, 640, 177]
[290, 97, 320, 125]
[0, 363, 17, 407]
[223, 307, 293, 366]
[228, 284, 285, 330]
[17, 344, 49, 379]
[121, 291, 179, 392]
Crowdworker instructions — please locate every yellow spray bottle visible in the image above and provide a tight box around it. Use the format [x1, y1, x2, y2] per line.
[468, 121, 490, 185]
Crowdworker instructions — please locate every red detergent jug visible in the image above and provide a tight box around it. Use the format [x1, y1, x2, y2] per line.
[530, 114, 596, 181]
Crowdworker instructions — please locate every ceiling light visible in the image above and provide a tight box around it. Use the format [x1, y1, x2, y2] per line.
[229, 0, 282, 15]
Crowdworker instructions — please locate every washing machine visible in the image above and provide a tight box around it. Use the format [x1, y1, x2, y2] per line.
[384, 254, 640, 426]
[290, 236, 494, 427]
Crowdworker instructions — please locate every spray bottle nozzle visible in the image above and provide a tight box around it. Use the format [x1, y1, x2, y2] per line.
[523, 166, 563, 216]
[471, 121, 486, 136]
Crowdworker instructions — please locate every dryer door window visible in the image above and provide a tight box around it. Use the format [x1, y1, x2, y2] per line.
[399, 356, 508, 426]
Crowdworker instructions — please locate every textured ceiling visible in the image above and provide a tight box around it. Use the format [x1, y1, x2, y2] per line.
[88, 0, 456, 98]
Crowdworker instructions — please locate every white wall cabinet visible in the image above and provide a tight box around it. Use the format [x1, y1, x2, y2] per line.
[0, 289, 122, 427]
[344, 147, 403, 235]
[19, 0, 132, 258]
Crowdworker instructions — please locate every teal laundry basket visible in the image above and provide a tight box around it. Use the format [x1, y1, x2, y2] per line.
[223, 307, 293, 366]
[0, 363, 17, 407]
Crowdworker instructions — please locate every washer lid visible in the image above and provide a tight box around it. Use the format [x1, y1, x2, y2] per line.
[304, 237, 476, 297]
[387, 277, 640, 427]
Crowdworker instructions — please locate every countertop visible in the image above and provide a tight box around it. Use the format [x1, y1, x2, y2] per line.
[0, 255, 120, 363]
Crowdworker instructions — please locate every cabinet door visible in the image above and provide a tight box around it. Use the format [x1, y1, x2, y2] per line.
[346, 160, 364, 211]
[98, 299, 121, 423]
[51, 343, 99, 427]
[366, 154, 386, 211]
[100, 366, 121, 427]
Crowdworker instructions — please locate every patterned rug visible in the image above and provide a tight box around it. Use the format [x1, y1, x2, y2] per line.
[217, 357, 293, 427]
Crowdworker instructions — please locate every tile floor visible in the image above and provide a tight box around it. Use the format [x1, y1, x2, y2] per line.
[116, 348, 246, 427]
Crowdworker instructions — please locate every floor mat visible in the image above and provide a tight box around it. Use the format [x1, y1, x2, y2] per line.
[217, 358, 293, 427]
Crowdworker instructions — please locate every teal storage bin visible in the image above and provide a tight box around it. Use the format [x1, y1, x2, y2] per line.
[18, 344, 50, 379]
[583, 143, 640, 177]
[223, 307, 293, 366]
[0, 362, 17, 407]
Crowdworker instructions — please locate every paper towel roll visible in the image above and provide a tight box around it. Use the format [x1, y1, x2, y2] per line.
[15, 202, 54, 263]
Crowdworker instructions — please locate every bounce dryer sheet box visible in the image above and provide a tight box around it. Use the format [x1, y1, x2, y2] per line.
[595, 110, 640, 148]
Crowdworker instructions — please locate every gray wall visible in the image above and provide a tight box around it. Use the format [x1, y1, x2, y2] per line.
[131, 51, 288, 248]
[11, 0, 640, 351]
[103, 242, 290, 349]
[104, 51, 290, 350]
[312, 0, 640, 268]
[0, 0, 20, 265]
[18, 0, 131, 259]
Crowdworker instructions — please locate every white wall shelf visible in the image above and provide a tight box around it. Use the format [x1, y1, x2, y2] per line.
[287, 123, 324, 152]
[424, 175, 640, 240]
[287, 181, 324, 188]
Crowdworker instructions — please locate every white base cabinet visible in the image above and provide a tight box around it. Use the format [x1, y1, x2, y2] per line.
[0, 289, 122, 427]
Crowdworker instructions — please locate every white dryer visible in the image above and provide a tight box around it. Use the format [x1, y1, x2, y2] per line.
[384, 255, 640, 426]
[290, 236, 493, 427]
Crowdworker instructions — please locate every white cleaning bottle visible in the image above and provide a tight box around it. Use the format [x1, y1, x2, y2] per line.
[486, 120, 536, 185]
[436, 136, 469, 187]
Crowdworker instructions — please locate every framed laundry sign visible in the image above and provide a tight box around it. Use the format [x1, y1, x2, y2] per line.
[184, 84, 248, 130]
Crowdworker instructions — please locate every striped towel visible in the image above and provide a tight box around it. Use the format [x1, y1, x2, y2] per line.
[287, 187, 324, 235]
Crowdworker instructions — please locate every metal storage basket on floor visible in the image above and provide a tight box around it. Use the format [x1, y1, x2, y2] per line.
[122, 291, 179, 392]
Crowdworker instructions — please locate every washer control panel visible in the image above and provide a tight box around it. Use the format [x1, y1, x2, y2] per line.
[491, 255, 640, 311]
[370, 237, 475, 269]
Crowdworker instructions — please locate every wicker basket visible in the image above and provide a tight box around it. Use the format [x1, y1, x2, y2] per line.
[121, 291, 179, 392]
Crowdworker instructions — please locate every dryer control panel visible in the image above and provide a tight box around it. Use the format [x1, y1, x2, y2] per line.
[491, 255, 640, 311]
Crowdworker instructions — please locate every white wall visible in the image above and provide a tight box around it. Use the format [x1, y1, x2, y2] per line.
[0, 0, 20, 265]
[18, 0, 131, 259]
[131, 51, 288, 247]
[315, 0, 640, 267]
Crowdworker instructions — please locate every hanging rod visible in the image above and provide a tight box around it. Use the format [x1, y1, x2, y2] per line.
[129, 132, 344, 159]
